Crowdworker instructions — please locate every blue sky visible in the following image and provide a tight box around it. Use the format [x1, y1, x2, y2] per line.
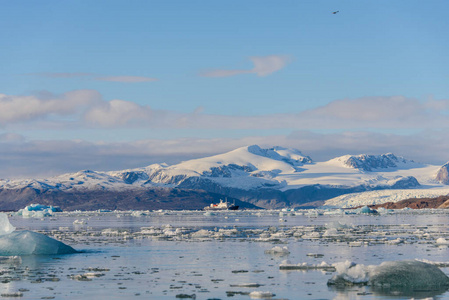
[1, 1, 449, 178]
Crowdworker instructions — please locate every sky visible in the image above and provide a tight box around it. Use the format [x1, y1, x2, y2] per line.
[1, 0, 449, 178]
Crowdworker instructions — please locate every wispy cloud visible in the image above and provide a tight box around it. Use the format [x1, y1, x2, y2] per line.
[25, 72, 94, 78]
[1, 131, 449, 179]
[0, 90, 102, 125]
[1, 91, 449, 132]
[201, 55, 292, 78]
[24, 73, 158, 83]
[95, 76, 158, 83]
[84, 99, 155, 127]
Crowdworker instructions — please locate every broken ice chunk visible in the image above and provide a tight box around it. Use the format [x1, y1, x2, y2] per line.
[264, 246, 290, 255]
[249, 291, 275, 299]
[328, 260, 449, 289]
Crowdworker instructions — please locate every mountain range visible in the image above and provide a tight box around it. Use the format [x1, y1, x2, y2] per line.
[1, 145, 448, 210]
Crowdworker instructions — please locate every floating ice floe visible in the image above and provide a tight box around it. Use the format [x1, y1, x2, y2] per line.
[264, 246, 290, 255]
[249, 291, 275, 299]
[0, 213, 76, 256]
[328, 260, 449, 288]
[279, 260, 335, 271]
[17, 204, 62, 218]
[354, 206, 378, 215]
[435, 238, 449, 245]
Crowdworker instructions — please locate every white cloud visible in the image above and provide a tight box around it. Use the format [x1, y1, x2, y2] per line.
[297, 96, 449, 129]
[84, 99, 154, 127]
[201, 55, 291, 77]
[2, 91, 449, 132]
[0, 90, 102, 125]
[250, 55, 291, 76]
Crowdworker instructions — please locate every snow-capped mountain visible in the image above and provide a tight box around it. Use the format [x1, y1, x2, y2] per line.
[328, 153, 418, 171]
[0, 145, 448, 210]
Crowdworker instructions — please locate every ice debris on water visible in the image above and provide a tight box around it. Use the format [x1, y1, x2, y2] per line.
[328, 260, 449, 288]
[0, 212, 76, 255]
[279, 260, 335, 271]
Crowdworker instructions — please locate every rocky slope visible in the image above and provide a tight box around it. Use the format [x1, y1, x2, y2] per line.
[367, 195, 449, 209]
[436, 162, 449, 185]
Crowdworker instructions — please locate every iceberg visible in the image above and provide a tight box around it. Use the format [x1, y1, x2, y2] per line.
[0, 213, 15, 235]
[17, 204, 62, 218]
[0, 213, 76, 256]
[328, 260, 449, 288]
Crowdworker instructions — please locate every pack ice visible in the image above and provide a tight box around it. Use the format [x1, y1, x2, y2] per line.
[0, 213, 76, 255]
[328, 260, 449, 289]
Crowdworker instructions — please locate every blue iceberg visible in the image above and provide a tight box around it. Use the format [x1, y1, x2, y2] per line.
[0, 213, 76, 256]
[17, 204, 62, 218]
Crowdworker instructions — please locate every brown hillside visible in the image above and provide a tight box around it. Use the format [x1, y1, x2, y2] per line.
[367, 195, 449, 209]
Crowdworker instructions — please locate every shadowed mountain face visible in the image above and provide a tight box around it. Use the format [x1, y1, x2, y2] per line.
[0, 145, 446, 210]
[342, 153, 410, 171]
[0, 187, 259, 211]
[436, 163, 449, 185]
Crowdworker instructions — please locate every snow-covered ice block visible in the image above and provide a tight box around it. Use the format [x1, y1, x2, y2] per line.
[435, 238, 449, 245]
[249, 291, 275, 299]
[280, 260, 335, 271]
[328, 260, 449, 288]
[264, 246, 290, 255]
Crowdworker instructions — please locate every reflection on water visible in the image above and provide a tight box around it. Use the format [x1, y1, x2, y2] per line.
[1, 209, 449, 299]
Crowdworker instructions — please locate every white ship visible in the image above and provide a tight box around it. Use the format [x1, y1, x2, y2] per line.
[204, 199, 239, 211]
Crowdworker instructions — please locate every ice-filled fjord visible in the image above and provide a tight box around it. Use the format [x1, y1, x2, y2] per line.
[4, 208, 449, 299]
[0, 213, 76, 256]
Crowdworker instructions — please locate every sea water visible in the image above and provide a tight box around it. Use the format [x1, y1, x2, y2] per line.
[3, 209, 449, 299]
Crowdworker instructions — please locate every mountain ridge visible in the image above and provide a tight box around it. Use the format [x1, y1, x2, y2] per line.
[0, 145, 447, 210]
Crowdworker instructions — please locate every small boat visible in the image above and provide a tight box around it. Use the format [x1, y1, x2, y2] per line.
[204, 199, 239, 211]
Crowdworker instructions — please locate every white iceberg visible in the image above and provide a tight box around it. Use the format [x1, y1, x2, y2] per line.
[0, 213, 76, 256]
[0, 213, 15, 235]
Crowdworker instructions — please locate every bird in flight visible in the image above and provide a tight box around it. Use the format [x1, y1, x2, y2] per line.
[332, 11, 339, 14]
